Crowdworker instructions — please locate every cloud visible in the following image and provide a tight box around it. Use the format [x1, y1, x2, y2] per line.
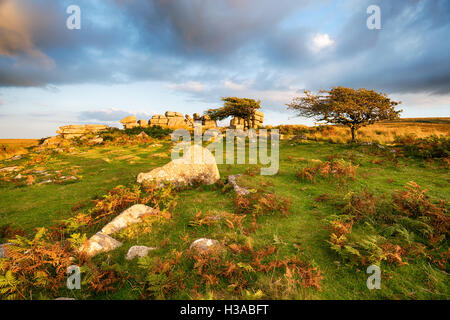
[0, 0, 449, 102]
[311, 33, 334, 52]
[0, 0, 55, 67]
[167, 81, 205, 93]
[78, 108, 154, 122]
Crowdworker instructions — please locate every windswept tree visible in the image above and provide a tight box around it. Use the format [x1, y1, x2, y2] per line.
[287, 87, 402, 142]
[205, 97, 261, 130]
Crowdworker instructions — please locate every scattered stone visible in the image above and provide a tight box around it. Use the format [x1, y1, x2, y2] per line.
[54, 297, 76, 301]
[41, 136, 64, 147]
[39, 179, 53, 185]
[204, 215, 222, 223]
[0, 244, 8, 259]
[14, 174, 23, 180]
[101, 204, 158, 235]
[7, 155, 23, 161]
[79, 232, 122, 257]
[137, 145, 220, 187]
[190, 238, 220, 253]
[88, 137, 103, 145]
[137, 131, 149, 139]
[0, 166, 19, 173]
[125, 245, 156, 260]
[228, 174, 250, 196]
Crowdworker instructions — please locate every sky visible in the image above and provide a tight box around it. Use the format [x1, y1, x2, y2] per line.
[0, 0, 449, 138]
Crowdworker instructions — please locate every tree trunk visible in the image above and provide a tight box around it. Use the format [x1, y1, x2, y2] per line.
[351, 127, 356, 142]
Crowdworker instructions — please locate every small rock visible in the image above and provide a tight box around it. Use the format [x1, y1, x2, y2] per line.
[137, 131, 149, 139]
[228, 174, 250, 196]
[39, 180, 53, 185]
[190, 238, 220, 253]
[54, 297, 76, 300]
[0, 244, 12, 259]
[14, 174, 23, 180]
[79, 232, 122, 257]
[0, 166, 19, 173]
[7, 155, 23, 161]
[88, 137, 103, 145]
[126, 246, 156, 260]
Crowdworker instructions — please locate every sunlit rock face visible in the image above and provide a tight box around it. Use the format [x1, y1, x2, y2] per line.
[137, 145, 220, 187]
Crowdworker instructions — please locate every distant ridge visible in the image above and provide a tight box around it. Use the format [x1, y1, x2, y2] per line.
[382, 117, 450, 124]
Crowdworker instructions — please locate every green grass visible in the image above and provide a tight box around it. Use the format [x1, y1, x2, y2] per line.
[0, 139, 448, 300]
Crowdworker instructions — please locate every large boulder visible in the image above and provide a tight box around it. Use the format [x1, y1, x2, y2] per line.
[149, 115, 169, 126]
[138, 120, 148, 128]
[167, 117, 186, 128]
[137, 145, 220, 186]
[120, 116, 137, 124]
[101, 204, 158, 235]
[79, 232, 122, 257]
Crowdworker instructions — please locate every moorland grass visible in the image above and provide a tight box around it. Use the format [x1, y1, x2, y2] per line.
[0, 137, 448, 300]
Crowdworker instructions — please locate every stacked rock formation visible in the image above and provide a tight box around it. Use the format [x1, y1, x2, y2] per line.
[229, 117, 245, 130]
[56, 124, 109, 139]
[120, 116, 139, 129]
[253, 110, 264, 128]
[165, 111, 186, 128]
[123, 111, 218, 130]
[149, 114, 169, 126]
[229, 110, 264, 130]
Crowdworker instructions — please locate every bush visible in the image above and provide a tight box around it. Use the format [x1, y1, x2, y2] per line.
[325, 182, 449, 268]
[123, 126, 172, 139]
[296, 159, 358, 183]
[395, 135, 450, 159]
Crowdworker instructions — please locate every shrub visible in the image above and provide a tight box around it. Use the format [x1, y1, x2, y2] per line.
[296, 159, 358, 183]
[233, 191, 291, 216]
[123, 126, 172, 139]
[396, 135, 450, 159]
[325, 182, 449, 269]
[0, 228, 73, 299]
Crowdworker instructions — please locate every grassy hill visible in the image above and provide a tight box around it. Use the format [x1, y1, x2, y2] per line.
[0, 132, 448, 300]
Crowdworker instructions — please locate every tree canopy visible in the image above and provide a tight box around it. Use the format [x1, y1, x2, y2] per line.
[287, 87, 402, 142]
[205, 97, 261, 130]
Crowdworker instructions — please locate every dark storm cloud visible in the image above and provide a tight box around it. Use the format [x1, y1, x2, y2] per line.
[320, 0, 450, 94]
[0, 0, 449, 98]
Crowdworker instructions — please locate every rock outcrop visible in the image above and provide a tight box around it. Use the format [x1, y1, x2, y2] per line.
[57, 124, 109, 139]
[79, 232, 122, 257]
[120, 116, 138, 129]
[101, 204, 158, 235]
[137, 144, 220, 187]
[149, 115, 168, 126]
[229, 111, 264, 129]
[146, 112, 218, 129]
